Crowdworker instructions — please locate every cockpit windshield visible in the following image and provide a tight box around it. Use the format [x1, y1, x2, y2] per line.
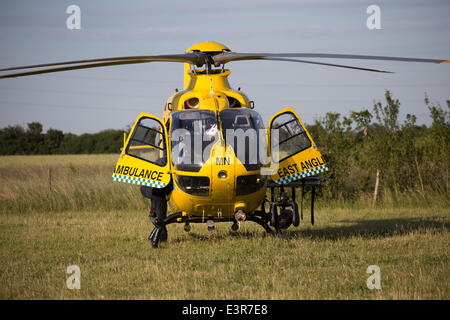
[171, 110, 219, 172]
[219, 109, 267, 170]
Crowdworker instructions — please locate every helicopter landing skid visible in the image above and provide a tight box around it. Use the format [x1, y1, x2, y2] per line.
[247, 215, 273, 234]
[147, 176, 328, 247]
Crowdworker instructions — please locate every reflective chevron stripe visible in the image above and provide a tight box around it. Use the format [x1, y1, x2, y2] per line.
[112, 173, 167, 188]
[274, 164, 328, 185]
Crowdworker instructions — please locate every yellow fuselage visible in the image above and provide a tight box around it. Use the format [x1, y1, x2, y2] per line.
[164, 67, 266, 221]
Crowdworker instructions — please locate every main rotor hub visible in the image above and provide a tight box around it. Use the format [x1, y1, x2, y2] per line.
[185, 41, 230, 54]
[184, 41, 231, 80]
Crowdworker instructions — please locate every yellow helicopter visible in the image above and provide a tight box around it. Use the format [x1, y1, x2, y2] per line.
[1, 41, 448, 247]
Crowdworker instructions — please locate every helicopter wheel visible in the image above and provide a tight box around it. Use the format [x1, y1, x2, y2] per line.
[207, 219, 215, 232]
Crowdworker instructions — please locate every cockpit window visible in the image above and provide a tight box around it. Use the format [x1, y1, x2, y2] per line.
[171, 110, 219, 172]
[227, 96, 241, 108]
[220, 109, 267, 170]
[235, 114, 250, 127]
[220, 109, 264, 131]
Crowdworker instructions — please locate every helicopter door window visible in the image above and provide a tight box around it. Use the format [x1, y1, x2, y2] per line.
[270, 112, 311, 163]
[126, 117, 167, 166]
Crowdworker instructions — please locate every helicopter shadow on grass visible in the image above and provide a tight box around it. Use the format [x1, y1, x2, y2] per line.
[169, 216, 449, 244]
[282, 216, 450, 241]
[187, 229, 271, 241]
[168, 229, 272, 244]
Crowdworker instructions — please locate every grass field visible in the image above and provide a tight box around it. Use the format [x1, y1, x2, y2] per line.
[0, 155, 449, 299]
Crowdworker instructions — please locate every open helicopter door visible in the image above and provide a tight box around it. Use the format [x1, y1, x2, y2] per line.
[267, 107, 328, 227]
[268, 107, 328, 185]
[112, 112, 171, 188]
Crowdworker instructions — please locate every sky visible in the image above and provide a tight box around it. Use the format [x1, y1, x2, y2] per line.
[0, 0, 449, 134]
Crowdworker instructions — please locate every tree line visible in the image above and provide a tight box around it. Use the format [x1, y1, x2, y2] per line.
[0, 122, 124, 154]
[308, 91, 449, 200]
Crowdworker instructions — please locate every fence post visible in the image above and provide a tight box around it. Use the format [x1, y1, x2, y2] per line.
[372, 169, 380, 207]
[48, 167, 52, 191]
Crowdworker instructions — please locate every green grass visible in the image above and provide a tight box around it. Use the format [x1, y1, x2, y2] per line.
[0, 154, 148, 213]
[0, 155, 449, 299]
[0, 208, 448, 299]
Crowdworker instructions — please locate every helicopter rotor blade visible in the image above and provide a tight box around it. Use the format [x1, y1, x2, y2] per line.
[263, 57, 393, 73]
[0, 53, 205, 78]
[212, 52, 449, 65]
[0, 59, 160, 79]
[2, 50, 447, 79]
